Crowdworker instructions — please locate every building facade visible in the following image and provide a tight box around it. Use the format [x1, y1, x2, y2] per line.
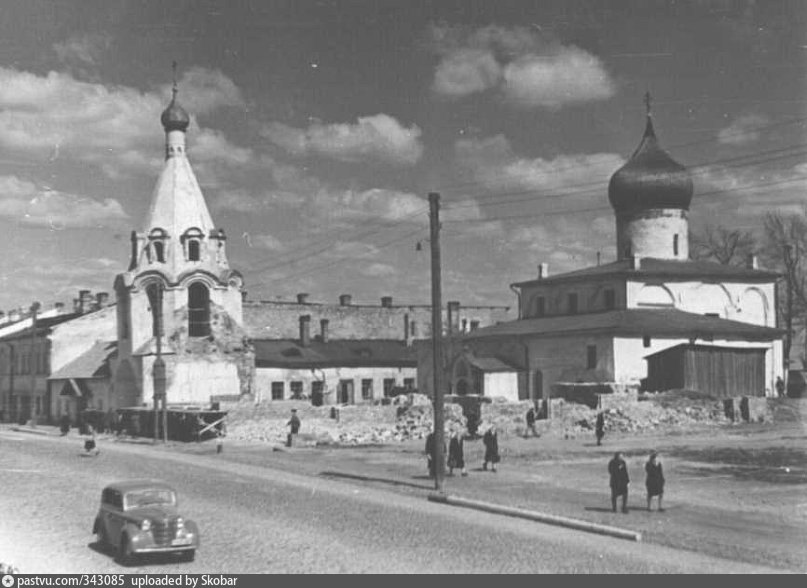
[418, 102, 784, 401]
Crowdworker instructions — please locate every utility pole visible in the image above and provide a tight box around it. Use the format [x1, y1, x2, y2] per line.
[153, 284, 167, 444]
[29, 302, 40, 426]
[429, 192, 445, 493]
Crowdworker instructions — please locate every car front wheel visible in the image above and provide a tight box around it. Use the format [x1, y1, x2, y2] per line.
[117, 536, 136, 566]
[95, 524, 107, 549]
[180, 550, 195, 563]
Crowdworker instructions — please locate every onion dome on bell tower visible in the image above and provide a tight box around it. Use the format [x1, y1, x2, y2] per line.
[160, 74, 190, 133]
[609, 93, 693, 261]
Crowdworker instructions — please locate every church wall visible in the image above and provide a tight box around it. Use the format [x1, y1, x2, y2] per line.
[613, 336, 782, 395]
[254, 366, 417, 405]
[616, 209, 689, 260]
[483, 372, 519, 401]
[525, 335, 615, 394]
[140, 354, 241, 406]
[626, 279, 776, 327]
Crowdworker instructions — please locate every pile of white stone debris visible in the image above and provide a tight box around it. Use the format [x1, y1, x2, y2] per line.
[222, 390, 751, 446]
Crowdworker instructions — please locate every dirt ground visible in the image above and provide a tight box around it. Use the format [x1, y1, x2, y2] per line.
[177, 418, 807, 572]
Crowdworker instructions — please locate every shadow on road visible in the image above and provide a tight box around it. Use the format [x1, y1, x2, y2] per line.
[319, 470, 433, 490]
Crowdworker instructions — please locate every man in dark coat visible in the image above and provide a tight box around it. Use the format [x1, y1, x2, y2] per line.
[525, 406, 538, 437]
[595, 412, 605, 446]
[608, 451, 630, 513]
[286, 408, 301, 447]
[776, 376, 786, 398]
[447, 428, 467, 476]
[645, 451, 665, 511]
[482, 425, 500, 472]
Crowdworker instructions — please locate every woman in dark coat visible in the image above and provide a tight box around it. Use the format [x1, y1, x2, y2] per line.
[447, 428, 467, 477]
[482, 425, 500, 472]
[608, 451, 630, 513]
[645, 451, 665, 511]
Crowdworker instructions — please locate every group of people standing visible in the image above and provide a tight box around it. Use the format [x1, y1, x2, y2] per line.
[608, 450, 665, 513]
[425, 424, 501, 477]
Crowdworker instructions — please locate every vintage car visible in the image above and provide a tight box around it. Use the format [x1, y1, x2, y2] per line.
[93, 479, 199, 565]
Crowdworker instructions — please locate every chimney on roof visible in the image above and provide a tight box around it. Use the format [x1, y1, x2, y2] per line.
[596, 251, 601, 266]
[538, 263, 549, 279]
[746, 254, 759, 270]
[8, 309, 19, 322]
[54, 302, 64, 314]
[404, 313, 412, 347]
[630, 256, 642, 271]
[95, 292, 110, 309]
[470, 320, 480, 331]
[297, 292, 309, 304]
[339, 294, 352, 307]
[299, 315, 311, 347]
[381, 296, 393, 308]
[447, 301, 460, 335]
[320, 318, 329, 343]
[78, 290, 93, 314]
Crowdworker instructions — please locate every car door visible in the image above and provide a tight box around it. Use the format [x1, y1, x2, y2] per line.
[104, 490, 126, 544]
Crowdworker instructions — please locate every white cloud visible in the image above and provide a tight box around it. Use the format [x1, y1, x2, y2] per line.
[502, 49, 615, 108]
[263, 114, 423, 166]
[361, 263, 397, 277]
[0, 67, 252, 179]
[429, 24, 615, 108]
[455, 135, 623, 206]
[53, 33, 111, 69]
[312, 187, 428, 224]
[0, 174, 128, 228]
[717, 114, 769, 146]
[251, 234, 285, 251]
[433, 49, 501, 97]
[178, 67, 245, 114]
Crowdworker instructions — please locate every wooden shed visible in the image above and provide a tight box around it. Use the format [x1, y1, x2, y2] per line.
[644, 343, 767, 398]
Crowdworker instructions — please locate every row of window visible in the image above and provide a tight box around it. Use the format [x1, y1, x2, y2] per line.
[270, 378, 416, 401]
[0, 347, 49, 375]
[532, 288, 616, 318]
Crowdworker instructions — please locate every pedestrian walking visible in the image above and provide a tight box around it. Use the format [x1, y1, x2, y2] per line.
[59, 414, 70, 436]
[482, 425, 500, 472]
[286, 408, 301, 447]
[776, 376, 786, 398]
[447, 427, 467, 477]
[83, 424, 100, 456]
[608, 451, 630, 513]
[525, 405, 539, 437]
[595, 412, 605, 446]
[645, 451, 665, 511]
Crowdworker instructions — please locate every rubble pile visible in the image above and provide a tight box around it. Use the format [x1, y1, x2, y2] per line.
[224, 394, 466, 445]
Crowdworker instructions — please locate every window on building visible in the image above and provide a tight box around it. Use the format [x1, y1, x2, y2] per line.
[35, 396, 41, 415]
[404, 378, 415, 390]
[604, 289, 615, 310]
[383, 378, 396, 397]
[290, 381, 303, 399]
[119, 292, 130, 340]
[146, 283, 163, 337]
[188, 239, 200, 262]
[568, 293, 578, 314]
[673, 234, 679, 256]
[586, 345, 597, 370]
[361, 379, 373, 400]
[643, 335, 651, 348]
[188, 283, 211, 337]
[271, 382, 284, 401]
[535, 296, 546, 317]
[153, 241, 165, 263]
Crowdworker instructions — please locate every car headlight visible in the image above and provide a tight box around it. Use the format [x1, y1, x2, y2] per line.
[140, 520, 151, 532]
[176, 517, 184, 529]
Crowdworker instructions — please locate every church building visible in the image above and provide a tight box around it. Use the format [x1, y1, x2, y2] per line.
[109, 82, 252, 410]
[419, 99, 784, 402]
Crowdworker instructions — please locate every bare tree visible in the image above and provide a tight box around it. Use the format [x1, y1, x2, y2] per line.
[762, 208, 807, 376]
[690, 224, 756, 266]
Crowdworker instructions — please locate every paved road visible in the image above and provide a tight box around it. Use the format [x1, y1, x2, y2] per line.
[0, 430, 783, 573]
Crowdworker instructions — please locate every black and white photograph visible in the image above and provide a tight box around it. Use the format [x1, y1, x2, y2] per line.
[0, 0, 805, 575]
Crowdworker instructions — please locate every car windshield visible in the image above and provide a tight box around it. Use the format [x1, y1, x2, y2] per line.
[124, 489, 176, 510]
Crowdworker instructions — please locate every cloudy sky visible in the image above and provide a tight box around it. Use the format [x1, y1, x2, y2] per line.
[0, 0, 805, 311]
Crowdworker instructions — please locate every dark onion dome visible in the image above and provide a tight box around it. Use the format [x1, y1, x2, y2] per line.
[160, 90, 190, 132]
[608, 115, 693, 213]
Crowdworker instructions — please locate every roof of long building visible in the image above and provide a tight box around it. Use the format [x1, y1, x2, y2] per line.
[253, 338, 417, 369]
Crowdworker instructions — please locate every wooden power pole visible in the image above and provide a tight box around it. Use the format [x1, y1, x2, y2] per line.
[429, 192, 445, 493]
